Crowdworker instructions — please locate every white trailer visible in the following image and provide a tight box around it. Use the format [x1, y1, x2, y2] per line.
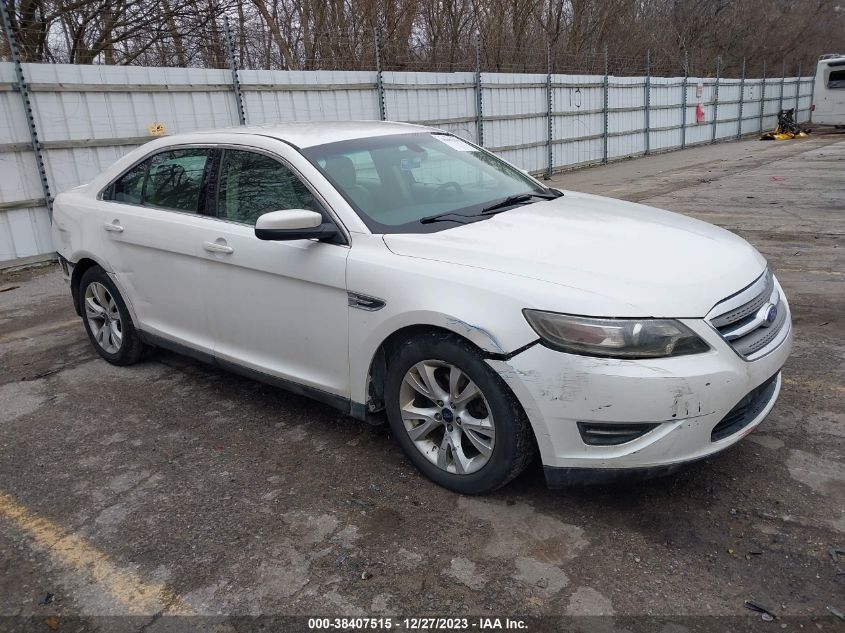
[812, 54, 845, 126]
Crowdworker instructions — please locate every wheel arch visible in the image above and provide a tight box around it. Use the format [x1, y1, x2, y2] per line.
[69, 255, 108, 315]
[363, 324, 485, 414]
[68, 253, 139, 327]
[360, 321, 538, 421]
[368, 322, 541, 491]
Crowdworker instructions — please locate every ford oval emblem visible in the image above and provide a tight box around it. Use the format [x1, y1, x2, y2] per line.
[763, 304, 778, 326]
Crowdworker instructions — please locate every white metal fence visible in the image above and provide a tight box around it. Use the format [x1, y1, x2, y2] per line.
[0, 62, 814, 266]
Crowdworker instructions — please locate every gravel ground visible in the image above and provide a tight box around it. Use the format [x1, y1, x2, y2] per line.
[1, 133, 843, 632]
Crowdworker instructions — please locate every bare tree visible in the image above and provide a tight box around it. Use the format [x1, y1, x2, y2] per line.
[3, 0, 843, 75]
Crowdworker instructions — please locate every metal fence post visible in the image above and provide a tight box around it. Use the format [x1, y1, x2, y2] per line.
[795, 62, 801, 118]
[759, 61, 766, 133]
[737, 57, 746, 139]
[474, 32, 483, 146]
[680, 51, 688, 149]
[645, 50, 651, 156]
[545, 42, 553, 179]
[809, 64, 816, 124]
[602, 46, 609, 164]
[222, 15, 246, 125]
[711, 57, 721, 143]
[0, 0, 53, 217]
[374, 27, 386, 121]
[778, 60, 785, 114]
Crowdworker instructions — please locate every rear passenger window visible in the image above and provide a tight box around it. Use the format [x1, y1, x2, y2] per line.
[144, 149, 211, 213]
[111, 161, 146, 204]
[107, 148, 212, 214]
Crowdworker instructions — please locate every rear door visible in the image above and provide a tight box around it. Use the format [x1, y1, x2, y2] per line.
[200, 145, 351, 397]
[97, 147, 216, 352]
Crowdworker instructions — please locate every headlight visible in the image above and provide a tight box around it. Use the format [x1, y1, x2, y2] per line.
[522, 310, 710, 359]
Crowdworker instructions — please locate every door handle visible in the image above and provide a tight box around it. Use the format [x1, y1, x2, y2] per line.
[203, 240, 234, 254]
[103, 221, 124, 233]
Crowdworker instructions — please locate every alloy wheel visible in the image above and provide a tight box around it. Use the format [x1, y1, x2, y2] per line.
[399, 360, 496, 475]
[84, 282, 122, 354]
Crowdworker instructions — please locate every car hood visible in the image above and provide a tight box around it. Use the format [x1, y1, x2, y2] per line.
[382, 191, 766, 317]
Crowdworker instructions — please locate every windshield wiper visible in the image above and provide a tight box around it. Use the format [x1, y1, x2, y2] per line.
[419, 212, 477, 225]
[419, 189, 562, 225]
[480, 191, 562, 214]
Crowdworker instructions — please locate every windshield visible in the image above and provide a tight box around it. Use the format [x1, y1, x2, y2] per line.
[300, 132, 553, 233]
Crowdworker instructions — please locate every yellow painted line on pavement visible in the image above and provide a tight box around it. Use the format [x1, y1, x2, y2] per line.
[775, 268, 844, 277]
[0, 318, 81, 344]
[0, 491, 183, 615]
[783, 377, 845, 394]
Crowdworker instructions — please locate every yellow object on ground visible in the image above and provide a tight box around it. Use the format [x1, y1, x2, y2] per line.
[761, 108, 810, 140]
[762, 131, 809, 141]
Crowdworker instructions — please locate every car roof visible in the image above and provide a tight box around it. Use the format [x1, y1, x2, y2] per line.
[189, 120, 436, 149]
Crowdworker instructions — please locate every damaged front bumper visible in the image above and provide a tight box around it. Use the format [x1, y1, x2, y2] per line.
[487, 315, 793, 487]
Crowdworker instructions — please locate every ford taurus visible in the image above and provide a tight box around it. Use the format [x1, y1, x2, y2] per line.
[51, 122, 793, 493]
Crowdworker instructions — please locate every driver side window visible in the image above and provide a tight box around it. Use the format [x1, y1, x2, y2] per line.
[217, 150, 320, 226]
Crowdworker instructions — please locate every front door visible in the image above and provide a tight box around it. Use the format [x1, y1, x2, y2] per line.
[200, 147, 351, 397]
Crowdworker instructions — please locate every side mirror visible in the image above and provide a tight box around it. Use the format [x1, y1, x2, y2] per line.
[254, 209, 339, 241]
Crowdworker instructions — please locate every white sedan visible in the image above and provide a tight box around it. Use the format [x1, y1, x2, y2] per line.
[52, 122, 792, 493]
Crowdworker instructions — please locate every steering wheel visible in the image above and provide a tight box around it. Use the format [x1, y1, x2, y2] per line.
[433, 181, 464, 200]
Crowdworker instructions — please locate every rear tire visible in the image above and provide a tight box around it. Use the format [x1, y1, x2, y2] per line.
[78, 266, 145, 366]
[384, 331, 535, 494]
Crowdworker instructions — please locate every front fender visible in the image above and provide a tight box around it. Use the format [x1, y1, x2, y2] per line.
[348, 307, 539, 406]
[346, 233, 620, 406]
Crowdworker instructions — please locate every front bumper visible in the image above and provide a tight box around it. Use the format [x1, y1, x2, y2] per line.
[488, 308, 793, 484]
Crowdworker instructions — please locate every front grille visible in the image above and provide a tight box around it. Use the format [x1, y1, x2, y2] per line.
[708, 269, 788, 359]
[577, 422, 659, 446]
[711, 373, 779, 441]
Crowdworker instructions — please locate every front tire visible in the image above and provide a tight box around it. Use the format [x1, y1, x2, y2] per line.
[384, 332, 535, 494]
[78, 266, 145, 366]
